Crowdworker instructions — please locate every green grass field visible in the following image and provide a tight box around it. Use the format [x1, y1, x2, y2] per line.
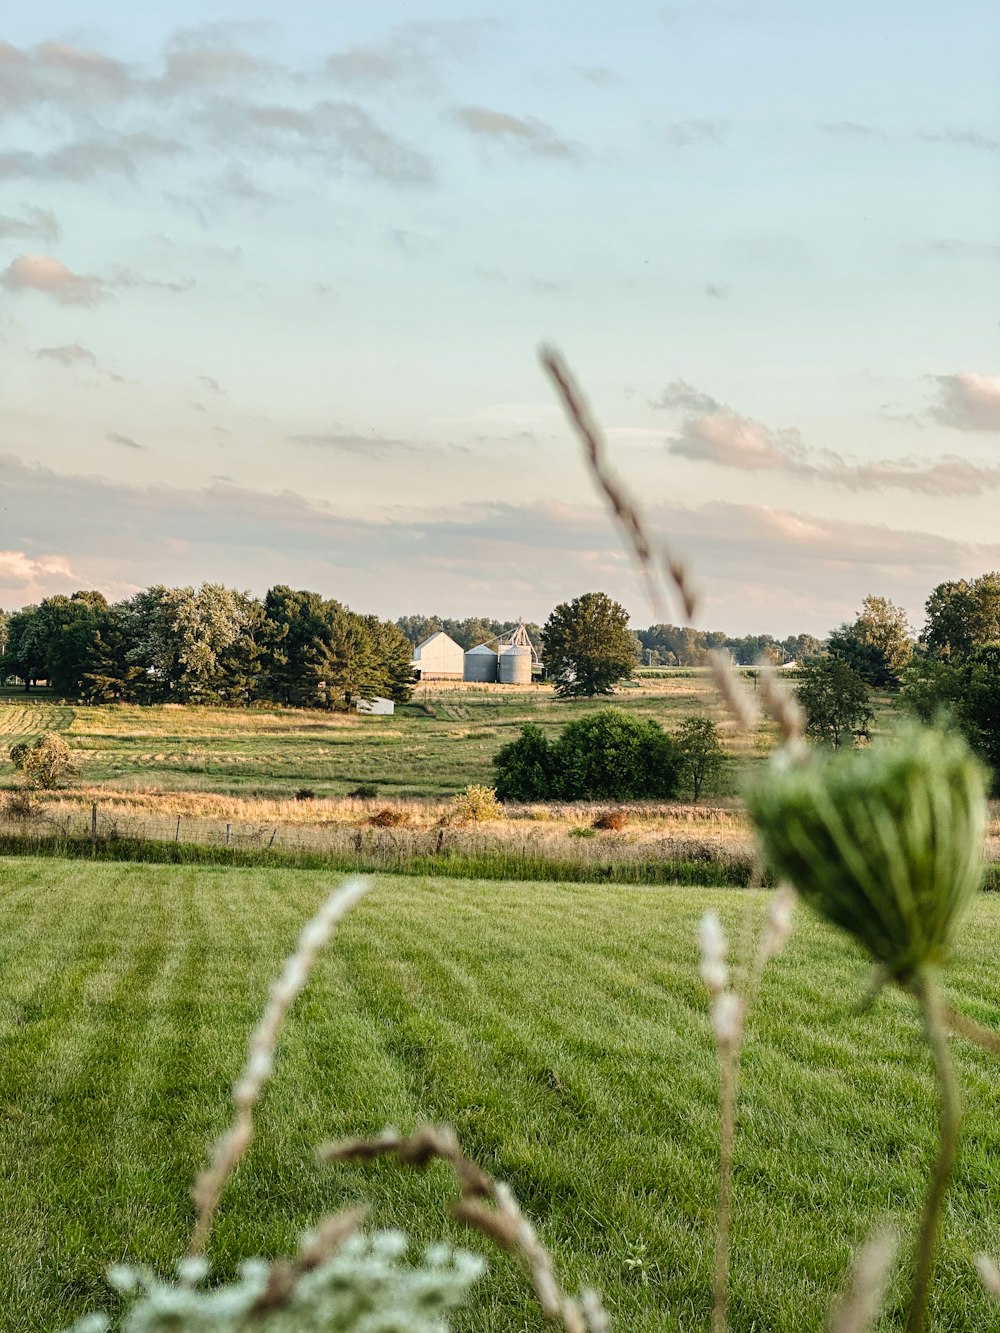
[1, 858, 998, 1331]
[0, 679, 776, 800]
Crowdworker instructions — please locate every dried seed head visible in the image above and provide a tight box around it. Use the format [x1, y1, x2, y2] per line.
[698, 911, 729, 994]
[746, 725, 986, 983]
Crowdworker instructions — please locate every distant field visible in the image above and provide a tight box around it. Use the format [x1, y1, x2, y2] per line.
[0, 676, 770, 800]
[0, 860, 998, 1331]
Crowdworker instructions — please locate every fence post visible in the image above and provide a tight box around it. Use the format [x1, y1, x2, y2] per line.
[268, 827, 278, 848]
[175, 815, 181, 843]
[225, 822, 232, 847]
[90, 802, 97, 851]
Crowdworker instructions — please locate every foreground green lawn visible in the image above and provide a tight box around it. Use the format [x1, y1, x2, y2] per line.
[0, 861, 998, 1331]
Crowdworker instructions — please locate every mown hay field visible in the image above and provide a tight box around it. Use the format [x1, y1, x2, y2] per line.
[0, 675, 895, 805]
[0, 859, 998, 1331]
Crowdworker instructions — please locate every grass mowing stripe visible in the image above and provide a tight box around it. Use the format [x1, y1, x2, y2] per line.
[0, 860, 998, 1330]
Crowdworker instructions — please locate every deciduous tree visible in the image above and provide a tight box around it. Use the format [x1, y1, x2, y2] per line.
[541, 592, 638, 697]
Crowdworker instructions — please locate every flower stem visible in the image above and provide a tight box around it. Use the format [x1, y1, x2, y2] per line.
[908, 968, 961, 1333]
[713, 1030, 739, 1333]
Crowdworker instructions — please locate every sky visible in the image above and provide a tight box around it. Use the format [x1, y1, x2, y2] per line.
[1, 1, 998, 635]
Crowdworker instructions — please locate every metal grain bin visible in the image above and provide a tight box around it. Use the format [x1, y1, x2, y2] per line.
[498, 645, 532, 684]
[463, 644, 498, 682]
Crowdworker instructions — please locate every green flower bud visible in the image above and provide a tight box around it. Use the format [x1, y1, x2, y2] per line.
[746, 725, 986, 983]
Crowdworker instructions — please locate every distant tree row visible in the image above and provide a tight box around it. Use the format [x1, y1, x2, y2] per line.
[0, 586, 414, 708]
[395, 616, 544, 652]
[396, 612, 825, 667]
[634, 625, 825, 667]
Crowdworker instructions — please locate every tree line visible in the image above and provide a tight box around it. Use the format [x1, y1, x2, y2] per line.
[0, 586, 414, 708]
[793, 575, 1000, 782]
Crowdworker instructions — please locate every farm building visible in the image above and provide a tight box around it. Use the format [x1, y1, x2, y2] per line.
[411, 630, 464, 680]
[462, 622, 541, 683]
[354, 696, 395, 715]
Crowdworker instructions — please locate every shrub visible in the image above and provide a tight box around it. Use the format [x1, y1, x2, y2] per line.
[9, 731, 77, 789]
[593, 810, 628, 830]
[453, 784, 503, 823]
[2, 788, 42, 820]
[492, 723, 558, 802]
[348, 782, 379, 799]
[493, 710, 682, 802]
[554, 708, 682, 801]
[370, 807, 408, 828]
[294, 787, 316, 801]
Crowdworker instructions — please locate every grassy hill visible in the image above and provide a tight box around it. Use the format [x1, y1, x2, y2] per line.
[0, 859, 998, 1330]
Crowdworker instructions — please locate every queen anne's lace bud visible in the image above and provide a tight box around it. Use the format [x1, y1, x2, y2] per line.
[746, 724, 986, 983]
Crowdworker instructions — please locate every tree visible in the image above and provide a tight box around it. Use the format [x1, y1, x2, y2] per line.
[541, 592, 638, 697]
[827, 595, 913, 690]
[492, 723, 558, 801]
[1, 606, 48, 690]
[923, 573, 1000, 660]
[902, 643, 1000, 784]
[675, 715, 726, 799]
[797, 657, 874, 749]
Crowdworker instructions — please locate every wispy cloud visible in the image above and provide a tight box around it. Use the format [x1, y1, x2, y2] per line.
[1, 254, 106, 305]
[325, 19, 494, 91]
[0, 205, 59, 241]
[107, 432, 144, 450]
[36, 343, 97, 366]
[662, 118, 726, 146]
[453, 106, 579, 159]
[0, 133, 183, 181]
[918, 128, 1000, 153]
[289, 431, 420, 458]
[198, 98, 435, 185]
[1, 452, 996, 633]
[929, 373, 1000, 432]
[654, 379, 1000, 493]
[1, 253, 190, 305]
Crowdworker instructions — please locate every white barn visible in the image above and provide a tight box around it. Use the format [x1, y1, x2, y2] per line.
[411, 630, 464, 680]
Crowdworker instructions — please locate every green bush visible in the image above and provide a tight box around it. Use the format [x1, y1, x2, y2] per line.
[491, 723, 559, 801]
[493, 708, 682, 801]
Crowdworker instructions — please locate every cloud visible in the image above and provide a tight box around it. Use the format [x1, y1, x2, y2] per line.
[325, 19, 494, 90]
[929, 373, 1000, 431]
[925, 238, 1000, 260]
[0, 39, 134, 117]
[655, 378, 1000, 493]
[289, 431, 420, 458]
[0, 549, 77, 601]
[0, 205, 59, 241]
[662, 119, 726, 146]
[670, 409, 797, 470]
[819, 121, 886, 138]
[576, 66, 619, 87]
[0, 133, 183, 182]
[1, 254, 106, 305]
[199, 99, 435, 185]
[453, 106, 578, 159]
[918, 129, 1000, 153]
[36, 343, 97, 366]
[1, 451, 998, 633]
[651, 380, 723, 413]
[107, 432, 143, 450]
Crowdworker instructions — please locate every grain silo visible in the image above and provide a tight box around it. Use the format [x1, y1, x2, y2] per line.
[498, 644, 532, 684]
[464, 643, 499, 682]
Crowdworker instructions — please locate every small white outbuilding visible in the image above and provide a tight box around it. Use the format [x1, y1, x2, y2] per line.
[410, 630, 464, 680]
[355, 696, 395, 715]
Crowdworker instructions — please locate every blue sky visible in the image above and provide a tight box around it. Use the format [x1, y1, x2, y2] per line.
[1, 2, 997, 633]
